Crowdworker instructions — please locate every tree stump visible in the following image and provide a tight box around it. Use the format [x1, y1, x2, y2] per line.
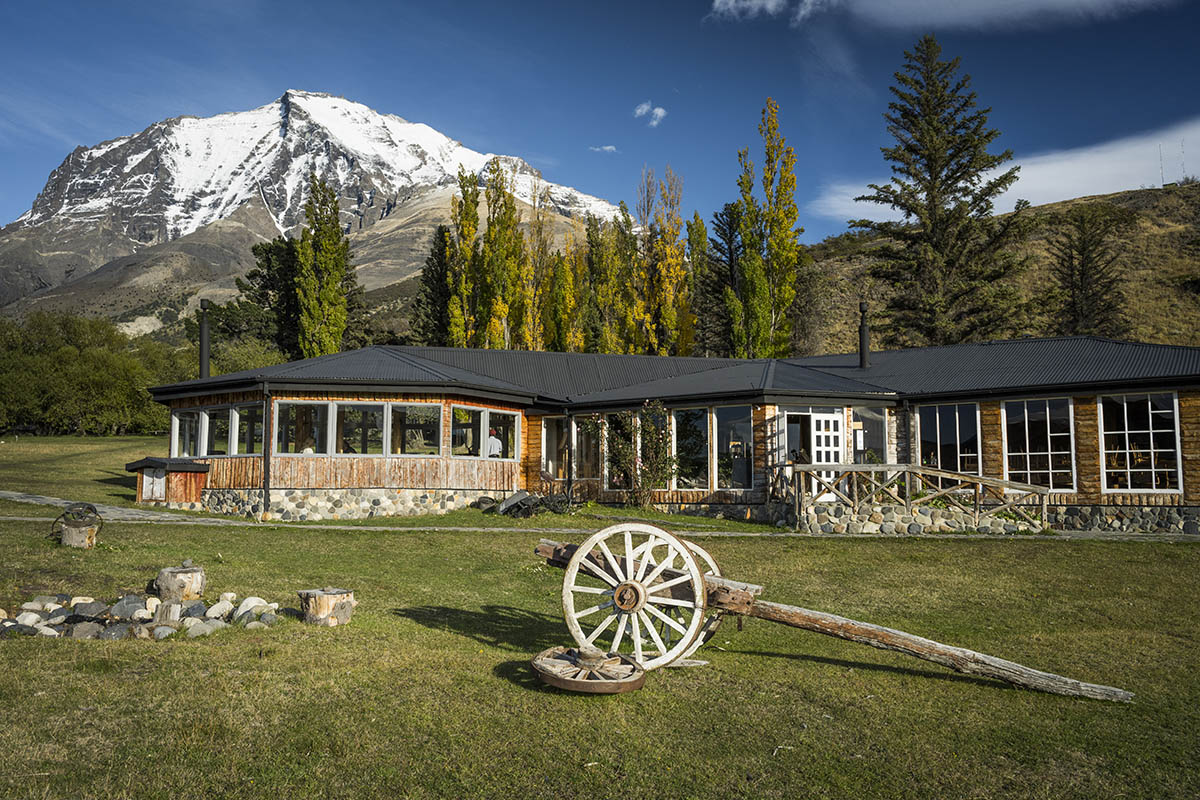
[154, 565, 206, 604]
[298, 588, 357, 627]
[60, 521, 98, 549]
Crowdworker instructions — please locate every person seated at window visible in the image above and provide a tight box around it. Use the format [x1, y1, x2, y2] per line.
[341, 438, 357, 454]
[486, 427, 503, 458]
[300, 436, 316, 454]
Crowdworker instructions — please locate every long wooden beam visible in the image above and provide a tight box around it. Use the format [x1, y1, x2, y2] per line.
[535, 539, 1133, 703]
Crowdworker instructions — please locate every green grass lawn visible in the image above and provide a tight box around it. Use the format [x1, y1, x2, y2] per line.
[0, 434, 159, 507]
[1, 517, 1197, 799]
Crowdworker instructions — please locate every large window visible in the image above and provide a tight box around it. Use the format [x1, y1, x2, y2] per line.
[487, 411, 518, 459]
[674, 408, 709, 490]
[451, 408, 483, 456]
[276, 403, 329, 454]
[1101, 393, 1180, 491]
[716, 405, 753, 490]
[918, 404, 979, 475]
[174, 410, 200, 457]
[576, 422, 601, 480]
[1005, 399, 1074, 490]
[391, 405, 441, 455]
[543, 417, 569, 480]
[335, 404, 385, 455]
[205, 409, 230, 456]
[606, 414, 633, 490]
[234, 405, 263, 455]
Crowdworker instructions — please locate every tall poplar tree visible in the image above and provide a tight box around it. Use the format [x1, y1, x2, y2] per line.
[296, 172, 351, 358]
[447, 166, 480, 348]
[479, 158, 524, 349]
[650, 166, 690, 355]
[1047, 202, 1134, 337]
[853, 34, 1030, 347]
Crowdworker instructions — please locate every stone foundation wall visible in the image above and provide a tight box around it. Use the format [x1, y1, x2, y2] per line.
[792, 503, 1200, 534]
[151, 488, 502, 521]
[1048, 504, 1200, 534]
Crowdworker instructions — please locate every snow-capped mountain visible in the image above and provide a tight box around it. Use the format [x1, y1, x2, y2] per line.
[0, 90, 619, 314]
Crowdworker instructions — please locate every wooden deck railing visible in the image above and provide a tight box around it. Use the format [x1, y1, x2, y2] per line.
[768, 464, 1051, 531]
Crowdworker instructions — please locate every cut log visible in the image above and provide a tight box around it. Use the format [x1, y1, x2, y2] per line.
[154, 566, 206, 604]
[747, 600, 1133, 703]
[60, 522, 98, 549]
[535, 538, 1133, 703]
[298, 588, 357, 627]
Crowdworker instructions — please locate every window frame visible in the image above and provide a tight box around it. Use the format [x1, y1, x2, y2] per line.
[915, 402, 982, 477]
[713, 404, 755, 491]
[1001, 397, 1077, 493]
[202, 406, 234, 458]
[171, 408, 203, 458]
[231, 403, 265, 456]
[671, 405, 711, 491]
[330, 402, 388, 458]
[272, 400, 334, 457]
[1098, 392, 1183, 495]
[388, 402, 443, 458]
[573, 417, 602, 482]
[449, 404, 520, 462]
[541, 415, 569, 481]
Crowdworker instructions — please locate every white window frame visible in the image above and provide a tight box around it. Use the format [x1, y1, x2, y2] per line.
[1001, 397, 1077, 493]
[1098, 392, 1183, 495]
[272, 400, 334, 457]
[202, 406, 234, 458]
[449, 404, 520, 462]
[387, 402, 443, 458]
[231, 403, 266, 456]
[541, 416, 569, 480]
[573, 417, 602, 482]
[603, 412, 636, 491]
[713, 404, 755, 491]
[671, 406, 711, 492]
[330, 401, 388, 458]
[171, 408, 203, 458]
[915, 402, 982, 476]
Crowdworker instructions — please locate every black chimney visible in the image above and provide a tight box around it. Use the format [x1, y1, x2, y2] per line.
[199, 299, 211, 379]
[858, 300, 870, 369]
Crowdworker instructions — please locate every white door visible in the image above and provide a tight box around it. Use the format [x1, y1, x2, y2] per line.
[810, 413, 843, 499]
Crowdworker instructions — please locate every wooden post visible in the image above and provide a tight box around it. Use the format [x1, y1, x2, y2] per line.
[792, 472, 800, 531]
[298, 587, 357, 626]
[154, 565, 206, 604]
[904, 470, 911, 512]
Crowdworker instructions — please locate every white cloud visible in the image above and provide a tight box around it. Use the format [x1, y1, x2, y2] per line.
[806, 115, 1200, 223]
[710, 0, 789, 18]
[634, 101, 668, 128]
[589, 145, 618, 153]
[710, 0, 1176, 29]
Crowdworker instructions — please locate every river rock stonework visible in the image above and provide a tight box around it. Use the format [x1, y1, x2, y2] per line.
[153, 488, 499, 521]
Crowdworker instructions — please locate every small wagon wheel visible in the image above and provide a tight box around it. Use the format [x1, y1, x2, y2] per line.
[562, 523, 707, 670]
[49, 502, 103, 541]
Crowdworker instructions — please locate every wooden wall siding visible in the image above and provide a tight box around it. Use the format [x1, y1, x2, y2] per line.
[166, 472, 206, 504]
[1072, 395, 1103, 504]
[1180, 390, 1200, 505]
[269, 456, 519, 491]
[170, 390, 264, 409]
[979, 401, 1004, 481]
[135, 471, 143, 503]
[200, 456, 264, 489]
[524, 414, 544, 491]
[752, 404, 769, 489]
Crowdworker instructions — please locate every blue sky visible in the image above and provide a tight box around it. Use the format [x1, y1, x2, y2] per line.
[1, 0, 1198, 241]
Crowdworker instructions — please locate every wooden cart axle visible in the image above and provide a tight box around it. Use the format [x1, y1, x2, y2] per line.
[536, 539, 1132, 703]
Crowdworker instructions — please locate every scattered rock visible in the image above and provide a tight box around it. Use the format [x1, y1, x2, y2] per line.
[220, 592, 237, 604]
[73, 601, 108, 618]
[35, 625, 59, 637]
[0, 608, 6, 620]
[46, 607, 71, 624]
[132, 624, 152, 640]
[154, 602, 183, 625]
[153, 626, 175, 640]
[132, 609, 153, 622]
[259, 612, 277, 627]
[207, 619, 229, 631]
[182, 602, 207, 619]
[69, 622, 104, 639]
[145, 597, 161, 615]
[99, 623, 132, 640]
[109, 595, 146, 620]
[186, 622, 213, 638]
[245, 621, 267, 631]
[205, 600, 234, 620]
[235, 597, 267, 618]
[69, 596, 95, 607]
[43, 602, 63, 614]
[1, 625, 38, 638]
[15, 611, 44, 626]
[32, 595, 58, 608]
[20, 602, 44, 612]
[180, 617, 205, 630]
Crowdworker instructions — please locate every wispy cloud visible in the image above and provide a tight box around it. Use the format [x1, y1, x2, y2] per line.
[634, 101, 668, 128]
[589, 144, 619, 153]
[709, 0, 1177, 29]
[806, 115, 1200, 224]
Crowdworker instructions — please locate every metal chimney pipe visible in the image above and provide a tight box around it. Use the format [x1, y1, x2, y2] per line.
[858, 301, 870, 369]
[199, 299, 211, 379]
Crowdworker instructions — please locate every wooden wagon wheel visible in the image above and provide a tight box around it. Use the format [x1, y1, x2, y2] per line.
[562, 523, 707, 670]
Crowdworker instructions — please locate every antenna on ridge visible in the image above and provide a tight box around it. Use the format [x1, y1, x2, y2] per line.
[1159, 143, 1165, 187]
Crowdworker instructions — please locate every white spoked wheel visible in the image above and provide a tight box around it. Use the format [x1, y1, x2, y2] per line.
[676, 539, 723, 660]
[562, 524, 707, 671]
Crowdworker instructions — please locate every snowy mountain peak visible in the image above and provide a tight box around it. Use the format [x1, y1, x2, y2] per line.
[15, 91, 618, 247]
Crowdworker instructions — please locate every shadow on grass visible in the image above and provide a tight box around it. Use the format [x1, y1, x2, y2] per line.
[727, 647, 1011, 691]
[391, 604, 564, 653]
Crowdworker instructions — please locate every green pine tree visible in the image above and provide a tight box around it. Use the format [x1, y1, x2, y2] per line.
[1047, 202, 1135, 338]
[413, 225, 454, 346]
[295, 172, 351, 358]
[853, 34, 1030, 347]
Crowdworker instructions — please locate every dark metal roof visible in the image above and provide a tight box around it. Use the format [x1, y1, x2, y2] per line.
[125, 457, 210, 473]
[795, 336, 1200, 398]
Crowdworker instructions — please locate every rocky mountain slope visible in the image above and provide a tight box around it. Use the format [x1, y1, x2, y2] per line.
[0, 90, 618, 332]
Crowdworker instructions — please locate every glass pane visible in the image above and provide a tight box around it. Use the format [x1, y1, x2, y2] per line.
[206, 410, 230, 456]
[1103, 433, 1126, 453]
[939, 406, 958, 470]
[486, 411, 517, 459]
[606, 414, 633, 490]
[1101, 397, 1125, 432]
[1128, 432, 1152, 453]
[576, 422, 601, 480]
[1051, 472, 1072, 489]
[716, 406, 753, 490]
[175, 411, 200, 457]
[542, 418, 568, 479]
[919, 406, 939, 468]
[1126, 396, 1150, 431]
[1160, 469, 1179, 490]
[1129, 471, 1153, 489]
[392, 405, 441, 455]
[1049, 433, 1072, 454]
[674, 409, 709, 490]
[1105, 470, 1127, 489]
[1150, 393, 1174, 415]
[1047, 398, 1071, 434]
[1155, 451, 1178, 471]
[1029, 453, 1050, 472]
[1050, 453, 1072, 472]
[451, 408, 483, 456]
[335, 405, 384, 455]
[852, 406, 886, 464]
[1152, 431, 1176, 451]
[1008, 454, 1028, 472]
[1108, 450, 1128, 470]
[1027, 402, 1048, 452]
[1031, 471, 1050, 487]
[1005, 402, 1027, 454]
[277, 404, 329, 455]
[236, 405, 263, 455]
[957, 404, 978, 455]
